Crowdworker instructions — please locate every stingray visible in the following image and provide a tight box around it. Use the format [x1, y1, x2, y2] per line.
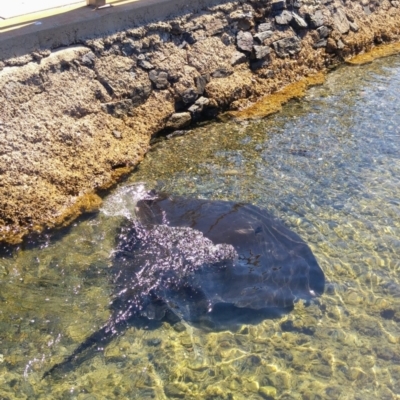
[43, 192, 324, 378]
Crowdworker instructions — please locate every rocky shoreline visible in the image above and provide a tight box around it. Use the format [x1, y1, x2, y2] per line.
[1, 0, 400, 244]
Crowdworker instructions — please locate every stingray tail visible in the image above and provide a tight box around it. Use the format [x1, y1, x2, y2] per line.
[42, 320, 125, 380]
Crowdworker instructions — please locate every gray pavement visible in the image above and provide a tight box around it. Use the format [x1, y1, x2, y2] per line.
[0, 0, 225, 61]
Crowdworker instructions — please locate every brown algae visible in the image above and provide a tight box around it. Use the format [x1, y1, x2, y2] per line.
[347, 42, 400, 65]
[225, 72, 326, 120]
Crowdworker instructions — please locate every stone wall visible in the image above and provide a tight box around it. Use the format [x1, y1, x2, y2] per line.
[1, 0, 400, 244]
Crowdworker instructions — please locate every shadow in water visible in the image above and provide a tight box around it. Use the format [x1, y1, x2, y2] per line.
[43, 192, 324, 380]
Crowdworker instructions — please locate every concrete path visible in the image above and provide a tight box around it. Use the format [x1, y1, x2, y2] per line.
[0, 0, 83, 19]
[0, 0, 223, 61]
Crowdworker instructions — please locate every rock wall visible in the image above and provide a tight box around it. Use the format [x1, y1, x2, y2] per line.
[1, 0, 400, 244]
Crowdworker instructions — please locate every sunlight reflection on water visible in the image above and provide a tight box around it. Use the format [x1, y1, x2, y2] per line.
[0, 55, 400, 399]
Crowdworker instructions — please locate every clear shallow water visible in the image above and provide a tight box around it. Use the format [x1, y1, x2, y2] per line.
[1, 55, 400, 399]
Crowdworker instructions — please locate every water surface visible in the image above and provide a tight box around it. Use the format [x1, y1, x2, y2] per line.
[1, 55, 400, 399]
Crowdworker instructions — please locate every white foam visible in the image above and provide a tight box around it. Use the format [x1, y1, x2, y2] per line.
[100, 183, 150, 220]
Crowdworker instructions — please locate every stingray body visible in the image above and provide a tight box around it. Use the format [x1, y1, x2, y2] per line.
[44, 193, 324, 378]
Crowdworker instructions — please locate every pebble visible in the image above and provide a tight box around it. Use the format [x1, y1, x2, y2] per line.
[259, 385, 277, 399]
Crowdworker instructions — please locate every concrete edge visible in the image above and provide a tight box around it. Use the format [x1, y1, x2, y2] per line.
[0, 0, 231, 61]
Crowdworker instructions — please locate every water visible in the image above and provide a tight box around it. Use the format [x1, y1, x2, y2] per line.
[1, 55, 400, 399]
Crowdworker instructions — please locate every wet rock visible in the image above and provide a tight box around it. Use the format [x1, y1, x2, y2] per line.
[146, 338, 161, 346]
[172, 322, 186, 332]
[254, 30, 274, 44]
[259, 386, 277, 399]
[375, 346, 400, 361]
[231, 51, 248, 66]
[253, 45, 271, 60]
[237, 30, 254, 52]
[167, 130, 187, 139]
[306, 10, 325, 29]
[291, 13, 308, 29]
[165, 112, 191, 129]
[275, 10, 293, 25]
[164, 384, 186, 398]
[312, 364, 332, 379]
[272, 36, 301, 57]
[344, 367, 366, 382]
[332, 8, 350, 34]
[149, 69, 169, 89]
[281, 320, 315, 335]
[380, 309, 396, 320]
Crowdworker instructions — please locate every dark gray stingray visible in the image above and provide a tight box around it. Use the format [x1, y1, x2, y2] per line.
[44, 192, 324, 378]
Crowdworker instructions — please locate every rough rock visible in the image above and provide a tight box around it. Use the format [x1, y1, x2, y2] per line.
[121, 39, 139, 56]
[81, 51, 96, 66]
[254, 30, 274, 44]
[332, 8, 351, 34]
[231, 51, 248, 66]
[258, 22, 273, 32]
[291, 13, 308, 29]
[188, 96, 210, 119]
[349, 21, 359, 32]
[237, 17, 254, 31]
[253, 45, 271, 60]
[137, 57, 154, 70]
[317, 26, 330, 39]
[272, 36, 302, 57]
[212, 68, 233, 78]
[165, 112, 191, 129]
[237, 31, 254, 52]
[181, 88, 198, 104]
[149, 69, 170, 89]
[271, 0, 286, 12]
[306, 10, 325, 29]
[275, 10, 293, 25]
